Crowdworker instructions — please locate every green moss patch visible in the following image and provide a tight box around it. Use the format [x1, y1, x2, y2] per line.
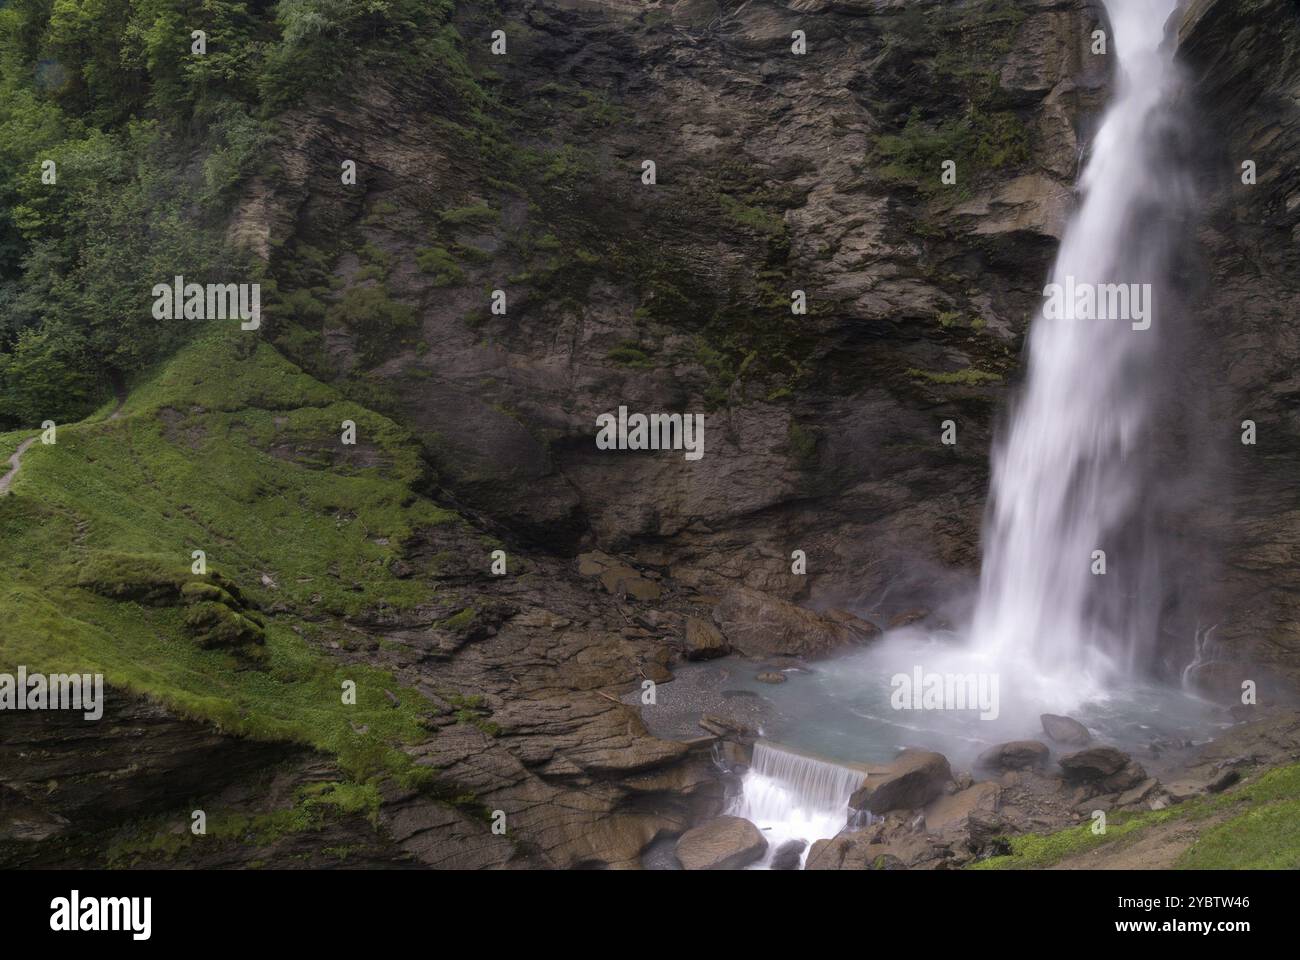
[0, 330, 466, 782]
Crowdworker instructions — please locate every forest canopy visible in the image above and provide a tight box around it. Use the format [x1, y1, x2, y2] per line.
[0, 0, 453, 428]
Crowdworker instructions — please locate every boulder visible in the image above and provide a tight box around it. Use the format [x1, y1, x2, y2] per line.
[966, 811, 1012, 856]
[578, 552, 662, 602]
[683, 616, 729, 660]
[976, 740, 1050, 771]
[887, 608, 929, 629]
[923, 781, 1001, 833]
[1059, 746, 1131, 780]
[712, 587, 858, 659]
[851, 749, 952, 814]
[822, 608, 883, 643]
[807, 823, 955, 870]
[674, 816, 767, 870]
[1118, 778, 1159, 806]
[1101, 761, 1149, 793]
[1207, 769, 1241, 793]
[1041, 713, 1092, 745]
[640, 662, 673, 683]
[770, 838, 807, 870]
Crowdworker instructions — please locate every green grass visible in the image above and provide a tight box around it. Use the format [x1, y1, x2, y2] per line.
[439, 203, 499, 228]
[0, 329, 468, 782]
[106, 780, 383, 866]
[1177, 763, 1300, 868]
[906, 367, 1004, 386]
[718, 193, 786, 236]
[607, 342, 654, 368]
[1178, 799, 1300, 868]
[415, 246, 466, 287]
[0, 428, 31, 465]
[972, 761, 1300, 870]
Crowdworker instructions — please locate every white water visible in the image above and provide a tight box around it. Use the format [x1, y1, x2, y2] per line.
[968, 0, 1186, 701]
[729, 741, 867, 867]
[727, 2, 1199, 863]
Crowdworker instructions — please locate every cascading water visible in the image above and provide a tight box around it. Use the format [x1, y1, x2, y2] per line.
[724, 3, 1211, 865]
[968, 0, 1190, 701]
[729, 742, 868, 867]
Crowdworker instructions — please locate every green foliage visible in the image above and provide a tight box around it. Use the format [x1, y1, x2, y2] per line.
[415, 246, 465, 287]
[906, 366, 1004, 386]
[872, 0, 1031, 196]
[607, 341, 653, 368]
[718, 193, 786, 236]
[787, 422, 818, 462]
[872, 107, 1029, 195]
[446, 691, 499, 737]
[326, 284, 418, 365]
[0, 326, 107, 426]
[439, 203, 498, 228]
[0, 0, 470, 427]
[107, 779, 383, 865]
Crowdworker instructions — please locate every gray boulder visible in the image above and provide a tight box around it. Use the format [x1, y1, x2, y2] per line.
[851, 749, 952, 814]
[1059, 746, 1131, 780]
[1041, 713, 1092, 745]
[976, 740, 1050, 771]
[770, 838, 807, 870]
[712, 588, 859, 660]
[675, 816, 768, 870]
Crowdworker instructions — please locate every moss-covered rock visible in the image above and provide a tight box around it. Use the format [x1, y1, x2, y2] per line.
[183, 601, 267, 651]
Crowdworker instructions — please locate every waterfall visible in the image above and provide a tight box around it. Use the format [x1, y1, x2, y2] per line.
[730, 741, 868, 866]
[968, 0, 1190, 699]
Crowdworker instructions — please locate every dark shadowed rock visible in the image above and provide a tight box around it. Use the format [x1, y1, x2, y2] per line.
[1207, 769, 1241, 793]
[1041, 713, 1092, 745]
[1059, 746, 1131, 780]
[966, 810, 1013, 856]
[851, 749, 952, 814]
[712, 587, 859, 659]
[1118, 778, 1159, 806]
[822, 609, 883, 643]
[1100, 761, 1149, 794]
[675, 816, 767, 870]
[976, 740, 1050, 771]
[683, 616, 729, 660]
[640, 662, 674, 683]
[770, 838, 807, 870]
[887, 608, 929, 629]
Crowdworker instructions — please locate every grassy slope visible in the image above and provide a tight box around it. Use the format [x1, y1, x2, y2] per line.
[971, 762, 1300, 869]
[0, 428, 29, 464]
[0, 328, 464, 783]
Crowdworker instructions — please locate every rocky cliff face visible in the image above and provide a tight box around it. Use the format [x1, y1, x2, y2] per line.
[1175, 0, 1300, 694]
[252, 0, 1110, 618]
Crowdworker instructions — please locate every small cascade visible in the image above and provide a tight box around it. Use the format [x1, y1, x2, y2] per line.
[729, 741, 868, 867]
